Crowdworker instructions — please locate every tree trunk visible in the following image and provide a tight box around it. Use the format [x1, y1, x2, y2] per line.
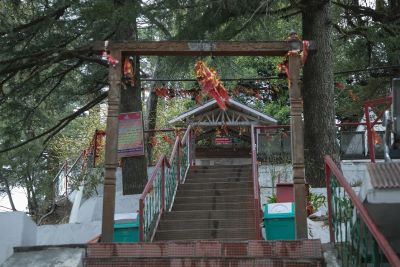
[121, 55, 148, 194]
[0, 172, 17, 211]
[27, 174, 39, 217]
[146, 91, 158, 165]
[115, 0, 148, 194]
[301, 0, 339, 187]
[146, 60, 164, 165]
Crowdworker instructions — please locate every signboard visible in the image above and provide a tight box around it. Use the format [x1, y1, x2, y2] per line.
[117, 112, 144, 158]
[215, 137, 231, 145]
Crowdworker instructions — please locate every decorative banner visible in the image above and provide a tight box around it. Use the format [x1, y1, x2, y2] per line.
[117, 112, 144, 158]
[195, 60, 229, 109]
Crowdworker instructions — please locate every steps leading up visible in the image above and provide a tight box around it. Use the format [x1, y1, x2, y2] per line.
[154, 164, 256, 241]
[155, 227, 257, 240]
[172, 201, 253, 211]
[84, 164, 325, 266]
[173, 194, 252, 204]
[85, 240, 324, 267]
[156, 218, 254, 231]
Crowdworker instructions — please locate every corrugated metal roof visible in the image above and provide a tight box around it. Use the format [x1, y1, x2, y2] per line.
[368, 162, 400, 189]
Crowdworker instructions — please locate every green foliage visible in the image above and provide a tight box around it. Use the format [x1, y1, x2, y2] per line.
[308, 191, 326, 212]
[335, 195, 353, 223]
[68, 167, 104, 199]
[267, 193, 277, 204]
[49, 107, 105, 162]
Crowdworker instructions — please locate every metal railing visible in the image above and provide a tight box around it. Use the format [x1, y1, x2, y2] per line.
[363, 96, 392, 163]
[255, 122, 389, 162]
[53, 161, 69, 198]
[139, 126, 192, 242]
[325, 155, 400, 267]
[250, 124, 262, 240]
[53, 130, 106, 199]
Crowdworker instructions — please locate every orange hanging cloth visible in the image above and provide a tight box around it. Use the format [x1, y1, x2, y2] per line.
[195, 61, 229, 109]
[123, 58, 135, 86]
[371, 128, 382, 145]
[301, 40, 309, 65]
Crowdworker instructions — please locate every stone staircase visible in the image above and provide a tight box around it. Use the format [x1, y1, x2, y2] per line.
[154, 164, 256, 241]
[84, 164, 325, 266]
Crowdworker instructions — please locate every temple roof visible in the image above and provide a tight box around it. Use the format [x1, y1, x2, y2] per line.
[168, 99, 277, 126]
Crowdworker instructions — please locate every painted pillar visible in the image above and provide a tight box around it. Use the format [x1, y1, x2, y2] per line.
[101, 49, 121, 242]
[288, 53, 308, 239]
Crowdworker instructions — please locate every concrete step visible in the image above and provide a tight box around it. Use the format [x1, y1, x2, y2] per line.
[186, 173, 251, 180]
[188, 169, 251, 175]
[162, 209, 255, 221]
[173, 194, 253, 204]
[154, 227, 257, 240]
[85, 240, 324, 266]
[188, 170, 251, 175]
[190, 165, 252, 170]
[172, 201, 253, 211]
[2, 246, 85, 267]
[178, 181, 252, 191]
[86, 239, 323, 258]
[196, 158, 252, 165]
[86, 257, 323, 267]
[157, 218, 255, 231]
[175, 188, 252, 197]
[184, 176, 250, 183]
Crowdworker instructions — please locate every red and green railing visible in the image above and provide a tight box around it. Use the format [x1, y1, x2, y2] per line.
[325, 155, 400, 267]
[139, 126, 193, 242]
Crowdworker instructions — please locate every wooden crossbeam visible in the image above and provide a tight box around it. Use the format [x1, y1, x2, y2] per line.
[92, 41, 293, 56]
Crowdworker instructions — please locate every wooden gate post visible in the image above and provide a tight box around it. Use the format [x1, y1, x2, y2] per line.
[101, 49, 121, 242]
[288, 53, 308, 239]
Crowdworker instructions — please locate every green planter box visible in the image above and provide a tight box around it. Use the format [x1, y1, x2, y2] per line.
[263, 202, 295, 240]
[113, 213, 139, 242]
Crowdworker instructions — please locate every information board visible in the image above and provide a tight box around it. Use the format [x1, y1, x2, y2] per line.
[215, 137, 231, 145]
[117, 112, 144, 158]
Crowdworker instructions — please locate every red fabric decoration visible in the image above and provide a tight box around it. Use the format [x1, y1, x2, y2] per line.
[334, 82, 345, 90]
[277, 38, 310, 79]
[195, 61, 229, 109]
[102, 51, 119, 67]
[348, 90, 359, 101]
[149, 136, 157, 146]
[155, 87, 169, 98]
[277, 61, 289, 78]
[123, 58, 135, 86]
[162, 134, 174, 145]
[301, 40, 309, 65]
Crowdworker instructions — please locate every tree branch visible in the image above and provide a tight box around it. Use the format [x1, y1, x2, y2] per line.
[234, 1, 269, 35]
[0, 92, 108, 153]
[333, 1, 400, 23]
[0, 3, 71, 36]
[21, 60, 84, 125]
